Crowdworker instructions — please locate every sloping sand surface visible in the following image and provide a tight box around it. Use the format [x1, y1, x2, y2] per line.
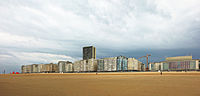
[0, 72, 200, 96]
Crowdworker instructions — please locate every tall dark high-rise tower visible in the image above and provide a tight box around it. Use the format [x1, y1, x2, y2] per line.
[83, 46, 96, 60]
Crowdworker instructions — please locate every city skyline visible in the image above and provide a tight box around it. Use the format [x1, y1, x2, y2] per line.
[0, 0, 200, 73]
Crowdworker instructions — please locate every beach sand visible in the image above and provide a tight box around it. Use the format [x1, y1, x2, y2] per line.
[0, 72, 200, 96]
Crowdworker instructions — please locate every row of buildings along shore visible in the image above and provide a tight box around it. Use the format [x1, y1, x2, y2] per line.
[149, 56, 200, 71]
[21, 46, 200, 73]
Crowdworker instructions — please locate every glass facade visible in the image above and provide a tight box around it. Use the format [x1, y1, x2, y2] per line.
[97, 59, 104, 71]
[163, 60, 196, 70]
[117, 56, 128, 71]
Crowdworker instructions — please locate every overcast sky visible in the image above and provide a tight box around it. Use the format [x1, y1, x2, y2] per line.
[0, 0, 200, 73]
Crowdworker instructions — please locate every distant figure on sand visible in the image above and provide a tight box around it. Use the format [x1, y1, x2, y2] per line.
[160, 71, 162, 75]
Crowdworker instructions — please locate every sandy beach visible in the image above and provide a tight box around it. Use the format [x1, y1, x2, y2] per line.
[0, 72, 200, 96]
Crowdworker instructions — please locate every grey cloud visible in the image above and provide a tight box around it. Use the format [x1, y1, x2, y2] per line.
[0, 0, 200, 73]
